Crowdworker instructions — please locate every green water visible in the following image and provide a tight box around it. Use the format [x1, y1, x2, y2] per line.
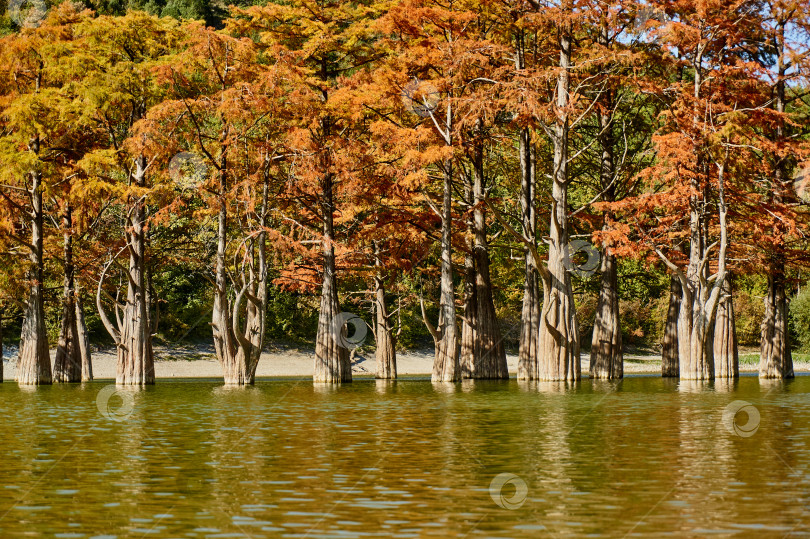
[1, 375, 809, 537]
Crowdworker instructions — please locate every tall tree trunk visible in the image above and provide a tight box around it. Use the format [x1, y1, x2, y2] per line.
[117, 156, 154, 385]
[537, 23, 580, 382]
[429, 161, 460, 382]
[96, 156, 155, 385]
[661, 276, 681, 377]
[461, 131, 508, 379]
[75, 292, 92, 381]
[589, 79, 622, 380]
[714, 279, 738, 379]
[212, 154, 269, 385]
[759, 19, 793, 380]
[373, 241, 396, 379]
[17, 136, 51, 386]
[760, 272, 793, 379]
[590, 252, 622, 379]
[314, 171, 351, 383]
[54, 205, 82, 382]
[669, 52, 728, 381]
[517, 128, 540, 380]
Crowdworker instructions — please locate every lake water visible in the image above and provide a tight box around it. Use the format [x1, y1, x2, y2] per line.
[0, 375, 808, 537]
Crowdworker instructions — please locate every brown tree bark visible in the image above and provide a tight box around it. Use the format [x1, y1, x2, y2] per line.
[537, 23, 580, 382]
[590, 252, 622, 379]
[759, 18, 793, 380]
[760, 273, 793, 379]
[373, 242, 396, 379]
[76, 293, 92, 381]
[314, 171, 351, 383]
[212, 155, 269, 385]
[97, 155, 155, 385]
[424, 161, 460, 382]
[517, 128, 540, 380]
[661, 276, 681, 377]
[589, 77, 622, 380]
[54, 205, 83, 382]
[17, 135, 51, 386]
[460, 130, 508, 379]
[714, 279, 738, 379]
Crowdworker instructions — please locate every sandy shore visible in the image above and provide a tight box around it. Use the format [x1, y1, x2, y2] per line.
[2, 344, 807, 379]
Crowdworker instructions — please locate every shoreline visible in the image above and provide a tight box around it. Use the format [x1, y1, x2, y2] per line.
[2, 344, 807, 379]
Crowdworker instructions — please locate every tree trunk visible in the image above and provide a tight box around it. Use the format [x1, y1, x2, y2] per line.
[76, 293, 92, 381]
[671, 57, 728, 381]
[17, 137, 51, 386]
[314, 172, 351, 383]
[373, 242, 396, 379]
[714, 279, 738, 379]
[461, 132, 508, 379]
[758, 24, 793, 381]
[537, 25, 580, 382]
[117, 156, 155, 385]
[590, 252, 622, 379]
[96, 156, 155, 385]
[54, 205, 82, 382]
[517, 128, 540, 380]
[760, 272, 793, 379]
[430, 162, 460, 382]
[661, 276, 680, 377]
[212, 155, 269, 385]
[589, 78, 622, 380]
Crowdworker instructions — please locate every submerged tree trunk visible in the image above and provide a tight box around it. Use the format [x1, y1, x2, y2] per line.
[760, 272, 793, 379]
[17, 137, 51, 386]
[373, 242, 396, 379]
[590, 252, 622, 379]
[537, 26, 580, 382]
[212, 156, 269, 385]
[759, 30, 794, 380]
[314, 171, 351, 383]
[662, 276, 681, 377]
[460, 131, 508, 380]
[714, 279, 738, 379]
[425, 161, 460, 382]
[517, 128, 540, 380]
[76, 293, 92, 381]
[589, 82, 622, 380]
[54, 205, 82, 382]
[97, 155, 154, 385]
